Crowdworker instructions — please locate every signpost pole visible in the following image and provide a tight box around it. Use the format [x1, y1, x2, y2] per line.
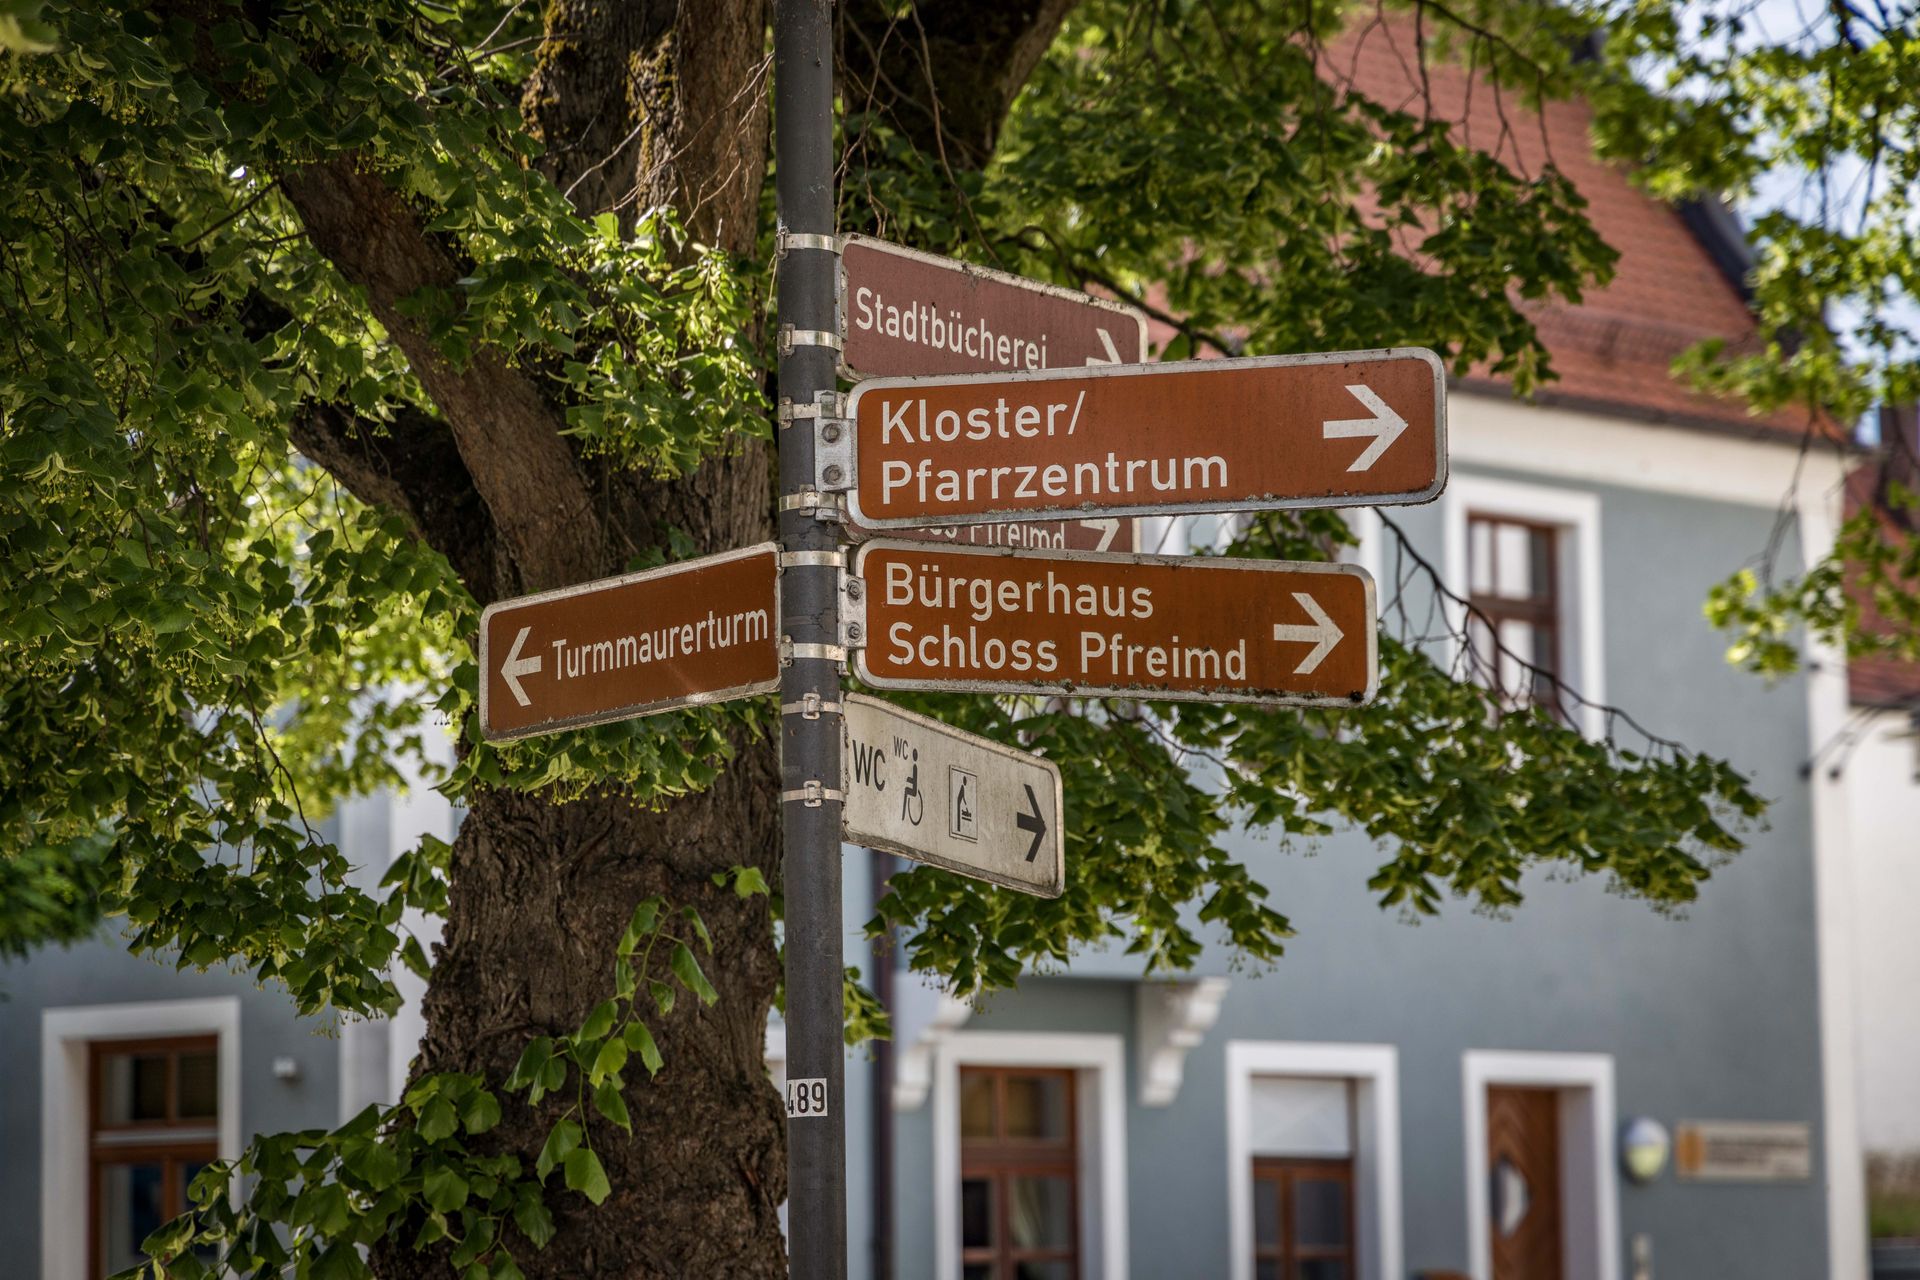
[774, 3, 847, 1279]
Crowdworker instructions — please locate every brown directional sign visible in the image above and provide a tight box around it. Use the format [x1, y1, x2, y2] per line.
[843, 513, 1137, 554]
[839, 234, 1149, 380]
[846, 348, 1446, 529]
[478, 543, 781, 742]
[853, 541, 1376, 706]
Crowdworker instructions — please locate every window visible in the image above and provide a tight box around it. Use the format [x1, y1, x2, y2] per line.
[1466, 513, 1566, 717]
[959, 1067, 1079, 1280]
[1252, 1158, 1356, 1280]
[1444, 476, 1604, 737]
[89, 1036, 219, 1277]
[1226, 1044, 1402, 1280]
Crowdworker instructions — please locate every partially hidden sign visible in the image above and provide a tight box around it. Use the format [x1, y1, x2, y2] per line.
[843, 514, 1136, 554]
[478, 544, 781, 742]
[842, 693, 1064, 897]
[846, 348, 1446, 529]
[840, 235, 1148, 380]
[852, 541, 1377, 707]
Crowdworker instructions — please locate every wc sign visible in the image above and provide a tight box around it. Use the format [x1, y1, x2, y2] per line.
[840, 695, 1063, 897]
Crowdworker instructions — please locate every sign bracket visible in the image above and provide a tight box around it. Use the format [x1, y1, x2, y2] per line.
[839, 569, 867, 649]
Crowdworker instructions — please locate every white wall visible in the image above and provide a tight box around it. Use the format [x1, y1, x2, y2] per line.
[1845, 710, 1920, 1155]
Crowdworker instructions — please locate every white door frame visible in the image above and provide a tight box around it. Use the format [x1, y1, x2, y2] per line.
[1224, 1040, 1403, 1280]
[1462, 1049, 1618, 1280]
[41, 997, 243, 1280]
[933, 1031, 1128, 1280]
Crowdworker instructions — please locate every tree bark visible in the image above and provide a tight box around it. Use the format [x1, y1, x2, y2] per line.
[375, 2, 789, 1276]
[839, 0, 1079, 170]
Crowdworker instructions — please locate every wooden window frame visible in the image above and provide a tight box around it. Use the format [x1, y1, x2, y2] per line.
[1250, 1156, 1357, 1279]
[88, 1035, 219, 1280]
[1465, 512, 1566, 718]
[959, 1066, 1081, 1280]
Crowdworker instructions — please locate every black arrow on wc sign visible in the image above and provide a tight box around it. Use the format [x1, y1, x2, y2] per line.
[1017, 785, 1047, 861]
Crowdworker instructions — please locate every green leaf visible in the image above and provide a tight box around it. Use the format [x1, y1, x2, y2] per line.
[462, 1090, 502, 1135]
[579, 998, 617, 1041]
[670, 941, 718, 1005]
[418, 1095, 458, 1142]
[535, 1118, 582, 1182]
[623, 1020, 664, 1075]
[589, 1035, 627, 1084]
[513, 1187, 556, 1248]
[563, 1148, 611, 1205]
[342, 1135, 403, 1190]
[506, 1037, 553, 1091]
[422, 1164, 469, 1213]
[593, 1077, 631, 1132]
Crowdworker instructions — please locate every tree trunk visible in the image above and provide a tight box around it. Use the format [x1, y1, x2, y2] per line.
[379, 2, 788, 1276]
[330, 2, 1075, 1273]
[380, 757, 789, 1277]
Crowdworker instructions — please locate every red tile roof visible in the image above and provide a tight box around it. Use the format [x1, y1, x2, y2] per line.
[1844, 447, 1920, 707]
[1325, 17, 1834, 440]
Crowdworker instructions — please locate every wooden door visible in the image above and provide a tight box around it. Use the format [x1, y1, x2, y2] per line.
[1487, 1086, 1563, 1280]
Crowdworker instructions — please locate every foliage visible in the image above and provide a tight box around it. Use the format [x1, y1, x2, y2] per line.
[0, 0, 767, 1026]
[1570, 0, 1920, 669]
[115, 895, 720, 1279]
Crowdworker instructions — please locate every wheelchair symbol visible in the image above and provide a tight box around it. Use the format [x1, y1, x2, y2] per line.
[900, 748, 923, 827]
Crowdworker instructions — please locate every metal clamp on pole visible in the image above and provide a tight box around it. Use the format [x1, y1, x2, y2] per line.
[778, 488, 846, 522]
[779, 324, 843, 357]
[780, 549, 845, 570]
[777, 389, 847, 428]
[780, 638, 849, 668]
[777, 230, 843, 257]
[780, 780, 846, 808]
[779, 692, 842, 720]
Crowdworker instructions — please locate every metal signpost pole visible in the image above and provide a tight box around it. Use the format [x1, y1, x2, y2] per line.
[774, 2, 848, 1279]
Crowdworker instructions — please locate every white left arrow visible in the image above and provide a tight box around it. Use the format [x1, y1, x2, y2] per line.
[500, 625, 541, 707]
[1322, 384, 1407, 472]
[1271, 592, 1343, 674]
[1084, 326, 1123, 365]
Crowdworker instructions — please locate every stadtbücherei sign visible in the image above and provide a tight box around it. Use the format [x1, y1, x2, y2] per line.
[839, 234, 1148, 379]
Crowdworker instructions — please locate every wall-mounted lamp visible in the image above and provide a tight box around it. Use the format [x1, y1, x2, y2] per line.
[1620, 1117, 1671, 1184]
[272, 1056, 302, 1083]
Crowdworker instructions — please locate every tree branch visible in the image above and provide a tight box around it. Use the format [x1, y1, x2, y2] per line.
[287, 400, 504, 600]
[275, 160, 601, 596]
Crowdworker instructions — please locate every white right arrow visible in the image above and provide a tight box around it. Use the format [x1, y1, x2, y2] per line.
[1322, 384, 1408, 472]
[1085, 326, 1123, 365]
[500, 625, 541, 707]
[1271, 592, 1343, 674]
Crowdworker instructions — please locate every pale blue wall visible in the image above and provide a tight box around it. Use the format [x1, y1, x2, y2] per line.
[889, 461, 1834, 1279]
